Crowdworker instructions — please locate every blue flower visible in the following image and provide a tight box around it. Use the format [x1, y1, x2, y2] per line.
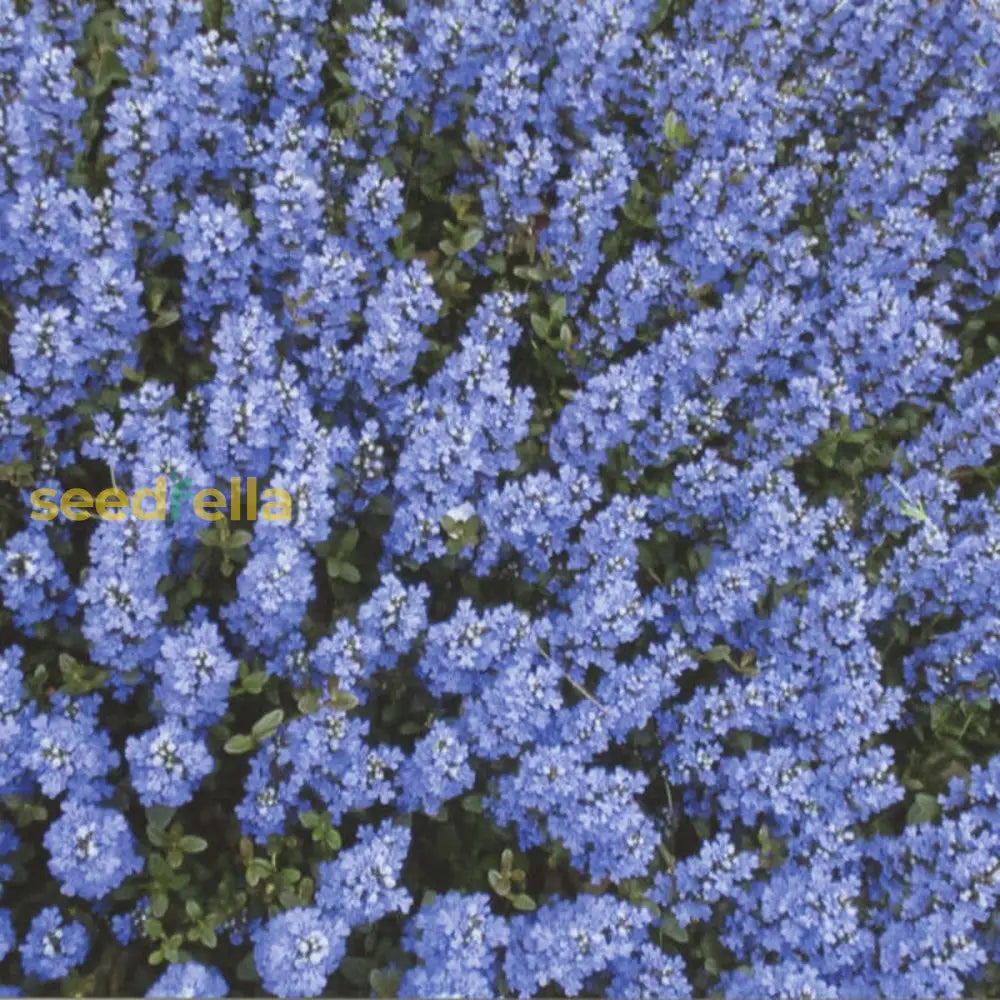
[315, 821, 412, 926]
[145, 962, 229, 998]
[20, 907, 89, 981]
[43, 801, 142, 900]
[0, 909, 13, 962]
[399, 893, 508, 998]
[125, 717, 214, 807]
[23, 694, 118, 801]
[252, 907, 349, 999]
[154, 620, 239, 728]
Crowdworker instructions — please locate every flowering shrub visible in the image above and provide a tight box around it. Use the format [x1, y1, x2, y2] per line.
[2, 0, 1000, 996]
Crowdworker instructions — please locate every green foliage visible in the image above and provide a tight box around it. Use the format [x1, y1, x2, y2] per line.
[487, 849, 536, 911]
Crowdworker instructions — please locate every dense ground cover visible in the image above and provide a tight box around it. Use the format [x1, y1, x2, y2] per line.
[2, 0, 1000, 995]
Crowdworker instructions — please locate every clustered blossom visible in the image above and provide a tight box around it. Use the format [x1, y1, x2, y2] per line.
[399, 892, 510, 999]
[252, 907, 349, 999]
[144, 961, 229, 999]
[124, 717, 215, 807]
[314, 820, 412, 926]
[43, 801, 143, 902]
[18, 908, 89, 983]
[1, 0, 1000, 996]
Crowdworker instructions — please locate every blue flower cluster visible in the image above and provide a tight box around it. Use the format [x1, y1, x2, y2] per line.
[2, 0, 1000, 995]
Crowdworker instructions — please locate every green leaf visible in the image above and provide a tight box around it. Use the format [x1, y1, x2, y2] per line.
[150, 309, 180, 329]
[328, 689, 359, 711]
[145, 805, 175, 832]
[251, 708, 284, 740]
[246, 858, 274, 887]
[90, 49, 128, 96]
[906, 792, 941, 826]
[163, 936, 181, 963]
[327, 557, 360, 582]
[341, 957, 375, 988]
[179, 835, 208, 853]
[235, 952, 258, 981]
[198, 527, 222, 548]
[661, 912, 689, 943]
[224, 733, 254, 754]
[297, 689, 321, 714]
[148, 854, 172, 881]
[241, 670, 269, 695]
[488, 869, 510, 896]
[146, 824, 168, 848]
[513, 265, 551, 282]
[298, 875, 315, 904]
[510, 893, 536, 911]
[370, 968, 401, 999]
[459, 226, 484, 251]
[399, 210, 422, 232]
[662, 110, 691, 148]
[58, 652, 79, 673]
